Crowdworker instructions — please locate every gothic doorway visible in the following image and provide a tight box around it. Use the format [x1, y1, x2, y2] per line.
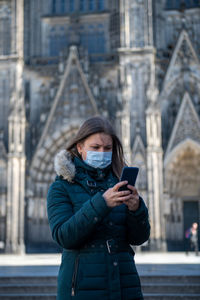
[26, 125, 79, 252]
[183, 201, 200, 250]
[164, 140, 200, 250]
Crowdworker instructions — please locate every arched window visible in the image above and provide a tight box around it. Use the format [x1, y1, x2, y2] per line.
[165, 0, 200, 10]
[95, 32, 105, 53]
[52, 0, 56, 13]
[80, 0, 86, 12]
[89, 0, 95, 11]
[0, 13, 11, 55]
[80, 27, 105, 56]
[61, 0, 66, 11]
[52, 0, 68, 14]
[97, 0, 104, 11]
[49, 27, 67, 56]
[52, 0, 105, 14]
[69, 0, 75, 12]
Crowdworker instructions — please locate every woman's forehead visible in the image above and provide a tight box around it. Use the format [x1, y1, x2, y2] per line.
[85, 133, 113, 144]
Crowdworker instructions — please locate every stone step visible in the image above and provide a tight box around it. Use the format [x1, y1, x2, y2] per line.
[144, 294, 200, 300]
[0, 294, 56, 300]
[140, 275, 200, 284]
[1, 275, 199, 284]
[0, 275, 199, 300]
[0, 282, 200, 295]
[142, 283, 200, 294]
[0, 283, 57, 294]
[0, 293, 200, 300]
[0, 276, 56, 284]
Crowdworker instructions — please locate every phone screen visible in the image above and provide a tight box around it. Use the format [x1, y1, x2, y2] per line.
[119, 167, 139, 191]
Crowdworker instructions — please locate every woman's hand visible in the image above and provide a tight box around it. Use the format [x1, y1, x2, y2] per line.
[124, 185, 140, 212]
[103, 181, 132, 208]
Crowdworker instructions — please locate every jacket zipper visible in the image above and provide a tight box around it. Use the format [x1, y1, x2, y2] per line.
[71, 255, 79, 296]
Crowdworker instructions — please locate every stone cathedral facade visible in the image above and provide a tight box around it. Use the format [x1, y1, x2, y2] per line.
[0, 0, 200, 253]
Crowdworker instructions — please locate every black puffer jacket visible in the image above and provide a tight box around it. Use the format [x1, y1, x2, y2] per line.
[47, 150, 150, 300]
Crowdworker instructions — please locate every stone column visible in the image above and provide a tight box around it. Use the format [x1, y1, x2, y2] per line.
[5, 0, 26, 254]
[6, 148, 26, 254]
[119, 0, 154, 164]
[120, 64, 131, 163]
[146, 91, 166, 250]
[119, 0, 166, 250]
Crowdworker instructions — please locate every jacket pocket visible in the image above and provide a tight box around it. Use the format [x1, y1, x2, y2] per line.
[71, 255, 80, 296]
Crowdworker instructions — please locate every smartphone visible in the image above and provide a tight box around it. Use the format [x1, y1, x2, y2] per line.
[119, 167, 139, 191]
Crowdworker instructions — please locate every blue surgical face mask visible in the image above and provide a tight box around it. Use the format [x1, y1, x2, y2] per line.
[84, 151, 112, 169]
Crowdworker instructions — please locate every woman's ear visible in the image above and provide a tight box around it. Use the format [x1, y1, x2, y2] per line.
[77, 141, 87, 160]
[77, 142, 83, 156]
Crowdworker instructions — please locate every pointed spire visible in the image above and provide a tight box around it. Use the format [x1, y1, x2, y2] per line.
[162, 30, 199, 93]
[132, 132, 146, 160]
[31, 45, 98, 167]
[165, 93, 200, 157]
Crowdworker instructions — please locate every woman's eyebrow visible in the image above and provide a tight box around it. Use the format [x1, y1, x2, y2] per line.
[90, 143, 112, 147]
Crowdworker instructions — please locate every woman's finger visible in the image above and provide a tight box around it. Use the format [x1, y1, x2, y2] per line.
[116, 194, 133, 202]
[118, 190, 131, 197]
[127, 185, 138, 194]
[113, 181, 128, 192]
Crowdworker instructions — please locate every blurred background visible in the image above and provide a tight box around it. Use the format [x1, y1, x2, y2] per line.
[0, 0, 200, 254]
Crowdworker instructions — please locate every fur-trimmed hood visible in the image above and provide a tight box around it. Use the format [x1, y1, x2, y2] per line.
[54, 149, 76, 182]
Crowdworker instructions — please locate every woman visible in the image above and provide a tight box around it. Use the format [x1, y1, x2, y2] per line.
[47, 116, 150, 300]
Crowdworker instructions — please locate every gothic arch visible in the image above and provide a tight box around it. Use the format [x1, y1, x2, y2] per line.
[161, 78, 200, 150]
[162, 74, 200, 101]
[164, 139, 200, 198]
[164, 138, 200, 243]
[30, 123, 80, 187]
[132, 134, 147, 190]
[161, 72, 200, 103]
[161, 29, 200, 95]
[27, 123, 80, 246]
